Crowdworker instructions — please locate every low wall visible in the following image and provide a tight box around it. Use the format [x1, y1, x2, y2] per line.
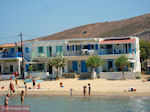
[79, 73, 91, 79]
[100, 72, 140, 80]
[62, 73, 76, 78]
[24, 72, 49, 79]
[0, 75, 14, 80]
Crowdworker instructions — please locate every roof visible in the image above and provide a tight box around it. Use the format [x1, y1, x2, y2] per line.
[100, 38, 135, 44]
[0, 42, 21, 48]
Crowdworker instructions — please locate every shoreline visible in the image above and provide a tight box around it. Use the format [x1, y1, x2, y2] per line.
[0, 90, 150, 97]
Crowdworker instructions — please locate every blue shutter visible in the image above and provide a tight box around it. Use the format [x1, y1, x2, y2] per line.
[42, 47, 44, 53]
[72, 45, 74, 51]
[59, 46, 62, 53]
[56, 46, 58, 53]
[42, 64, 44, 71]
[87, 44, 90, 50]
[76, 45, 78, 51]
[95, 44, 98, 50]
[67, 45, 69, 51]
[11, 48, 14, 53]
[81, 61, 87, 72]
[72, 61, 78, 71]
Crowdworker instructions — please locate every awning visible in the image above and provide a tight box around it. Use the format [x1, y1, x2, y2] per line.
[0, 42, 21, 48]
[100, 38, 135, 44]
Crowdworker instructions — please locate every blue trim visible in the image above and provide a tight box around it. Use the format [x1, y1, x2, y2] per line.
[81, 61, 87, 72]
[107, 59, 113, 71]
[95, 44, 98, 50]
[11, 48, 14, 53]
[72, 61, 78, 71]
[87, 44, 90, 50]
[67, 45, 69, 51]
[72, 45, 74, 51]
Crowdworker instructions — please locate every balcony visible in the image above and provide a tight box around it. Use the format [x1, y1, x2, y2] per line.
[64, 49, 98, 56]
[99, 48, 134, 55]
[0, 52, 22, 58]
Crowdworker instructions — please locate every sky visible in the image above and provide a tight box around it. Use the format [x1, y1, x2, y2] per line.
[0, 0, 150, 44]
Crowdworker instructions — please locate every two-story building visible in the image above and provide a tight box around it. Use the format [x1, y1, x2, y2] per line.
[0, 42, 22, 75]
[23, 36, 141, 79]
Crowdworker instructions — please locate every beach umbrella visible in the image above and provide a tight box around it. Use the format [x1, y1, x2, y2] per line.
[24, 79, 44, 83]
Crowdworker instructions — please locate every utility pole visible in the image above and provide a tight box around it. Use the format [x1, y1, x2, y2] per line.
[19, 32, 24, 79]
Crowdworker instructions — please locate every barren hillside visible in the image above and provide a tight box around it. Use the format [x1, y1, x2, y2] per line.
[31, 13, 150, 41]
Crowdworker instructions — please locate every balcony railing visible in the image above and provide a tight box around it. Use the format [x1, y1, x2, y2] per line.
[99, 48, 133, 55]
[0, 52, 22, 58]
[64, 49, 98, 56]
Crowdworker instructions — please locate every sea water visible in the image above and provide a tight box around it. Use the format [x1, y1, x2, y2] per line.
[0, 95, 150, 112]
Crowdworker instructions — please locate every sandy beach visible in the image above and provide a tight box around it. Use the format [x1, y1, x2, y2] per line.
[0, 79, 150, 96]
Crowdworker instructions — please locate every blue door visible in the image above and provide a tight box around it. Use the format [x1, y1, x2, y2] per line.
[81, 61, 87, 72]
[72, 61, 78, 72]
[107, 59, 113, 71]
[11, 48, 14, 53]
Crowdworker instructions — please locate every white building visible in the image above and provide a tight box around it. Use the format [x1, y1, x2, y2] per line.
[22, 36, 141, 79]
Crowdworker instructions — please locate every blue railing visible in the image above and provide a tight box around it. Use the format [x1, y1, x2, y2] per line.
[99, 48, 133, 55]
[1, 52, 22, 58]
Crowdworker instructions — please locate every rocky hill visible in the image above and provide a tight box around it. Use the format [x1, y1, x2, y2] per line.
[31, 13, 150, 41]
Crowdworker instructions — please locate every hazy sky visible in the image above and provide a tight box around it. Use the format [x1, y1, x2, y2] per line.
[0, 0, 150, 44]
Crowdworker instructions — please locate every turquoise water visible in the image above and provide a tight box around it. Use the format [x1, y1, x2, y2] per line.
[0, 95, 150, 112]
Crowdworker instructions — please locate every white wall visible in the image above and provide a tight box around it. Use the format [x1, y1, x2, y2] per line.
[100, 72, 139, 79]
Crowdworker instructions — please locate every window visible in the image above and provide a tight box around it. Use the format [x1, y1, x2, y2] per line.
[38, 47, 44, 53]
[56, 46, 62, 53]
[25, 47, 29, 53]
[37, 64, 44, 71]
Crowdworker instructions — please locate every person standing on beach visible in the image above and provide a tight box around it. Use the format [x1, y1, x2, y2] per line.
[15, 71, 18, 86]
[83, 86, 86, 96]
[88, 83, 91, 96]
[24, 83, 27, 95]
[33, 79, 36, 89]
[4, 94, 9, 109]
[20, 90, 24, 104]
[9, 82, 15, 93]
[70, 88, 73, 96]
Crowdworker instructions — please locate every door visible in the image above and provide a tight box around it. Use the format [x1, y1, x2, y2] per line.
[10, 65, 13, 73]
[107, 60, 113, 71]
[72, 61, 78, 72]
[81, 61, 87, 72]
[47, 46, 52, 57]
[49, 65, 52, 74]
[11, 48, 14, 53]
[11, 48, 15, 57]
[106, 45, 113, 54]
[0, 65, 1, 73]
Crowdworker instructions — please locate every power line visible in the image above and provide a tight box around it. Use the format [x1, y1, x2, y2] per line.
[0, 35, 18, 40]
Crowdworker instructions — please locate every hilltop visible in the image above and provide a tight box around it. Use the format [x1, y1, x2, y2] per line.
[31, 13, 150, 41]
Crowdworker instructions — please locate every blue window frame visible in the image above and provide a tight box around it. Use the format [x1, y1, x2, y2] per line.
[37, 64, 44, 71]
[38, 47, 44, 53]
[25, 47, 29, 53]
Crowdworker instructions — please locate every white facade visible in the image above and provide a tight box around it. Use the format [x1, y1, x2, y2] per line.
[0, 36, 141, 79]
[22, 36, 141, 79]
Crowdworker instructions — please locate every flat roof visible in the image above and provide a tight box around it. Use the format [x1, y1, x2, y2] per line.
[100, 38, 135, 44]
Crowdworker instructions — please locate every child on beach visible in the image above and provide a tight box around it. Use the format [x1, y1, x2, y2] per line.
[15, 78, 18, 86]
[9, 82, 15, 93]
[20, 90, 24, 104]
[24, 82, 27, 95]
[83, 86, 87, 96]
[70, 88, 73, 96]
[4, 94, 9, 109]
[37, 83, 40, 89]
[33, 79, 36, 89]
